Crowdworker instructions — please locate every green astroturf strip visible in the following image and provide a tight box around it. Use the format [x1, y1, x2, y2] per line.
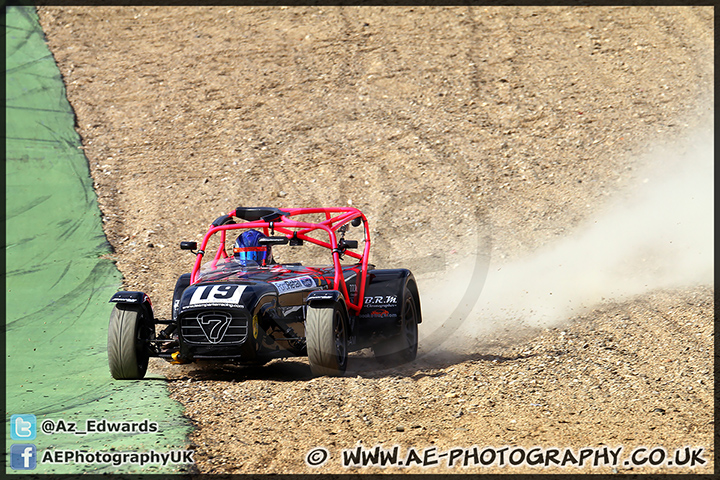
[5, 7, 193, 474]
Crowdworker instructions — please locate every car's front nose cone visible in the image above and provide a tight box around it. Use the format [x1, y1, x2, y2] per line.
[180, 309, 250, 345]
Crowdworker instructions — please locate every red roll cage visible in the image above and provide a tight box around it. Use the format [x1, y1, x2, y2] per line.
[189, 207, 370, 315]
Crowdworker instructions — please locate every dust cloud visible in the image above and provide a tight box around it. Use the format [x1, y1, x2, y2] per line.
[417, 128, 713, 356]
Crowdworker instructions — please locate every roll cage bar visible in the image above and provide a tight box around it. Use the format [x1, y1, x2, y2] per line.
[189, 207, 371, 315]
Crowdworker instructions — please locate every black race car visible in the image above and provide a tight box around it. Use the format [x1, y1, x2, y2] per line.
[107, 207, 421, 378]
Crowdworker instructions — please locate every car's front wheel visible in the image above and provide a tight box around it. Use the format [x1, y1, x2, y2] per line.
[107, 304, 152, 379]
[305, 304, 348, 376]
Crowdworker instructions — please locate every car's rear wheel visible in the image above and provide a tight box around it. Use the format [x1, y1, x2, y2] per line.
[107, 304, 152, 379]
[374, 286, 419, 365]
[306, 304, 348, 376]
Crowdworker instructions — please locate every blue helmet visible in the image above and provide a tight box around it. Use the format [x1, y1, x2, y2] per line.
[233, 229, 272, 265]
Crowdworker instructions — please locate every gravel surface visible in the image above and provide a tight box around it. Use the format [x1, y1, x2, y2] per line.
[37, 6, 713, 474]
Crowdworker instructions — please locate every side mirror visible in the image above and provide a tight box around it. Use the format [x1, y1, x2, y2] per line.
[180, 241, 197, 250]
[258, 236, 289, 246]
[339, 239, 358, 249]
[351, 217, 362, 227]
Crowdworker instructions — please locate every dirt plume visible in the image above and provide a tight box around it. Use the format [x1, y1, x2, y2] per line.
[420, 126, 713, 357]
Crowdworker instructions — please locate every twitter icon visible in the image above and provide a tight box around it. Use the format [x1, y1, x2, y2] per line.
[11, 414, 36, 440]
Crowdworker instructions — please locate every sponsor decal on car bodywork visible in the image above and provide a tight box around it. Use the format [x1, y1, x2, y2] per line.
[363, 295, 398, 308]
[358, 308, 398, 319]
[271, 276, 316, 294]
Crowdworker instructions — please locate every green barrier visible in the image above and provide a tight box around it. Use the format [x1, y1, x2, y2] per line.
[5, 6, 193, 474]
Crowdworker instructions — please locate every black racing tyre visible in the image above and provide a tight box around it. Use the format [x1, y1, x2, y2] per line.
[107, 304, 151, 379]
[373, 286, 419, 365]
[305, 304, 348, 377]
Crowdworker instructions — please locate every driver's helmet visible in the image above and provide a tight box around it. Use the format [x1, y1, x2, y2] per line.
[233, 229, 272, 266]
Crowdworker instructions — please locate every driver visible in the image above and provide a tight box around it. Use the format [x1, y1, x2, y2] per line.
[233, 229, 273, 266]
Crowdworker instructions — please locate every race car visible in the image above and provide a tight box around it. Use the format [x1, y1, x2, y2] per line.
[107, 206, 421, 379]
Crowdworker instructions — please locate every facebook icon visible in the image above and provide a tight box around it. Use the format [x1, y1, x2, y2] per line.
[11, 414, 36, 440]
[11, 444, 37, 470]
